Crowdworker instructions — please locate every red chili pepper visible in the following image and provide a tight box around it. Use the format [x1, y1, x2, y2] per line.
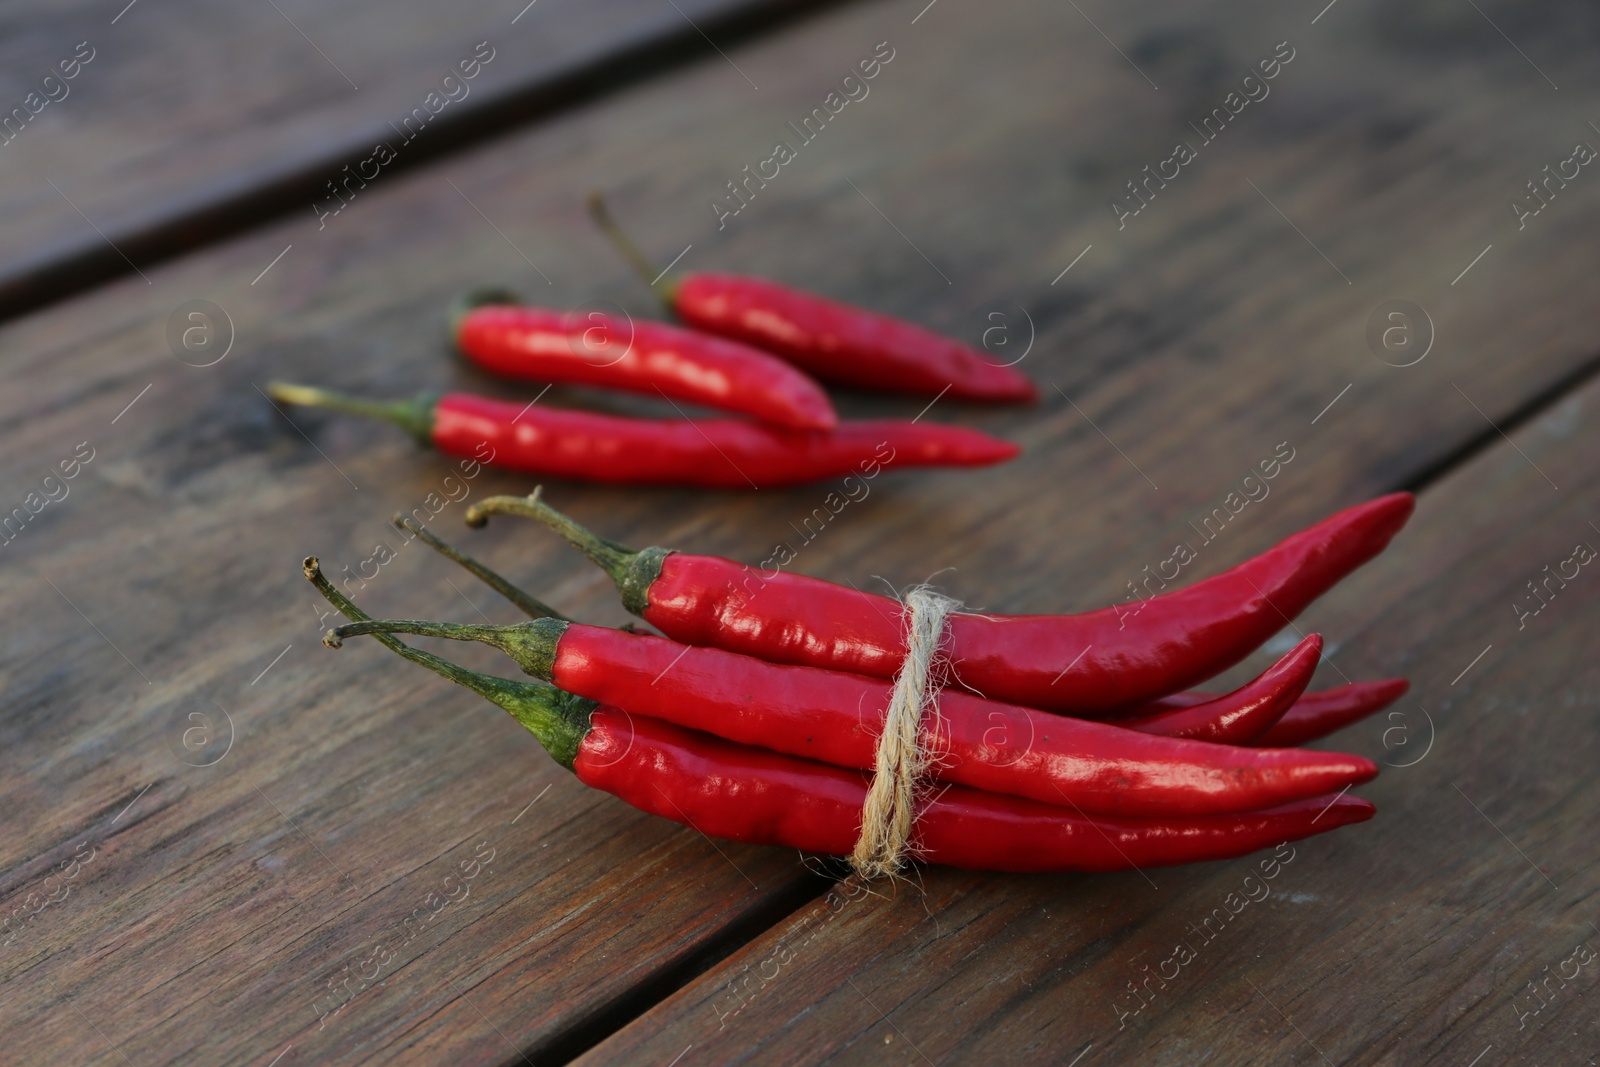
[452, 291, 838, 432]
[306, 559, 1373, 872]
[583, 714, 1372, 873]
[465, 491, 1414, 712]
[393, 509, 1395, 757]
[267, 383, 1017, 488]
[325, 618, 1374, 818]
[1254, 679, 1410, 747]
[669, 274, 1038, 402]
[395, 501, 1391, 757]
[1125, 678, 1410, 748]
[589, 193, 1037, 403]
[1112, 634, 1322, 744]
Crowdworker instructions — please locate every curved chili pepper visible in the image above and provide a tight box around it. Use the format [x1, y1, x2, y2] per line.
[1124, 678, 1410, 747]
[1253, 679, 1410, 747]
[390, 509, 1376, 754]
[307, 559, 1374, 872]
[387, 517, 1375, 753]
[326, 617, 1375, 818]
[266, 383, 1016, 489]
[464, 490, 1413, 713]
[589, 193, 1036, 403]
[452, 291, 838, 432]
[670, 273, 1038, 402]
[1113, 634, 1321, 744]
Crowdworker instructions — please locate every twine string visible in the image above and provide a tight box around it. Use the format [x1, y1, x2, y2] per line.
[849, 585, 959, 880]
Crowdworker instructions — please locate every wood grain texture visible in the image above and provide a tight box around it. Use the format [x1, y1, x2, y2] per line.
[0, 0, 827, 317]
[0, 0, 1596, 1062]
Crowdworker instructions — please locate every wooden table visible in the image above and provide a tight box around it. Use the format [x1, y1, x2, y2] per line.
[2, 0, 1596, 1063]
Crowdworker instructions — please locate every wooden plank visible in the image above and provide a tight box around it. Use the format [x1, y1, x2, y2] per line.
[572, 375, 1600, 1066]
[0, 466, 833, 1067]
[0, 0, 829, 318]
[0, 0, 1597, 1062]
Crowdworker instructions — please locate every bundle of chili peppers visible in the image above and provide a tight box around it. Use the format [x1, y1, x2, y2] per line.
[307, 489, 1412, 875]
[267, 194, 1032, 488]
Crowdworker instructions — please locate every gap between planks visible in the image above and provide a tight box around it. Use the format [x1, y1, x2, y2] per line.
[0, 0, 860, 326]
[1398, 346, 1600, 496]
[496, 869, 837, 1067]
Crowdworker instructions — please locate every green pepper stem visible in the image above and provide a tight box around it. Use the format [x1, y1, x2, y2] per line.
[464, 488, 630, 579]
[267, 382, 436, 447]
[391, 512, 568, 622]
[323, 616, 568, 683]
[463, 490, 670, 617]
[303, 557, 589, 767]
[587, 190, 678, 306]
[447, 286, 524, 342]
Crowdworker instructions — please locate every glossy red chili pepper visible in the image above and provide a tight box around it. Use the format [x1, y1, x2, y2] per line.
[267, 383, 1017, 488]
[452, 292, 838, 431]
[465, 491, 1414, 713]
[389, 519, 1388, 753]
[307, 558, 1374, 872]
[583, 714, 1373, 873]
[325, 618, 1374, 818]
[1126, 678, 1410, 748]
[1113, 634, 1321, 744]
[395, 503, 1391, 756]
[589, 193, 1036, 403]
[669, 274, 1037, 402]
[1254, 679, 1410, 747]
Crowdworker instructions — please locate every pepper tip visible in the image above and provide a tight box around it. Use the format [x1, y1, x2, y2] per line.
[1339, 795, 1377, 822]
[1368, 491, 1417, 532]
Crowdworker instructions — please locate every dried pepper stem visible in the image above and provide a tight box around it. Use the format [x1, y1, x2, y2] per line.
[302, 556, 590, 767]
[390, 512, 568, 622]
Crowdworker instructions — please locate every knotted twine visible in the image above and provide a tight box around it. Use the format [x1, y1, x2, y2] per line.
[849, 585, 960, 880]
